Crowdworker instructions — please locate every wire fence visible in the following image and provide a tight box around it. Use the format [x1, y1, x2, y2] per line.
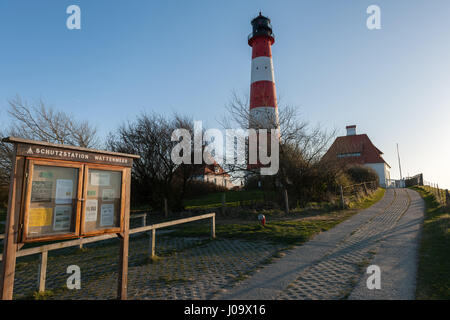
[423, 180, 449, 207]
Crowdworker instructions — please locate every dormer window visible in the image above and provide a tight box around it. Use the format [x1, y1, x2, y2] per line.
[337, 152, 361, 158]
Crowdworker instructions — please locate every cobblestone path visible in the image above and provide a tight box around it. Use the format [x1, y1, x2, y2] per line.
[12, 234, 285, 300]
[10, 188, 419, 300]
[276, 188, 411, 299]
[218, 188, 421, 300]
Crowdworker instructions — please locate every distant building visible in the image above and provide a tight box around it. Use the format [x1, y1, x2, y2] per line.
[192, 162, 234, 189]
[323, 125, 391, 187]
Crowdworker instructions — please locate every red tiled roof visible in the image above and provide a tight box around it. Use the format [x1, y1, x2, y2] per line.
[192, 162, 230, 177]
[323, 134, 390, 167]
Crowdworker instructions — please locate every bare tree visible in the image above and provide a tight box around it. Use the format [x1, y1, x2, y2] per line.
[0, 95, 101, 186]
[219, 92, 336, 177]
[107, 112, 205, 211]
[219, 92, 339, 204]
[6, 95, 99, 148]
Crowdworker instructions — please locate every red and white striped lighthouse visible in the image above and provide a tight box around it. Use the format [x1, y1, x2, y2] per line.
[248, 12, 279, 130]
[247, 13, 279, 171]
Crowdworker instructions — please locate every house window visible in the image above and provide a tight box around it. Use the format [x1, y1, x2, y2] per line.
[337, 152, 362, 158]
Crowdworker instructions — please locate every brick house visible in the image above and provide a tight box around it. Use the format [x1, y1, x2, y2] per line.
[191, 162, 235, 189]
[322, 125, 391, 187]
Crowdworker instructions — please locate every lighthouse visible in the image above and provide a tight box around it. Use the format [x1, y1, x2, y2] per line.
[248, 12, 279, 171]
[248, 12, 279, 130]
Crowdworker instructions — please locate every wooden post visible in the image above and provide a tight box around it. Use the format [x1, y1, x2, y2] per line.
[211, 215, 215, 239]
[0, 148, 24, 300]
[142, 214, 146, 227]
[37, 251, 48, 293]
[164, 198, 168, 218]
[117, 231, 129, 300]
[150, 228, 156, 258]
[340, 185, 345, 209]
[117, 168, 131, 300]
[221, 193, 226, 215]
[284, 189, 289, 214]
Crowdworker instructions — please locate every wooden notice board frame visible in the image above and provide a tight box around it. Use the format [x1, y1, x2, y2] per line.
[22, 158, 84, 243]
[0, 137, 139, 300]
[80, 164, 127, 237]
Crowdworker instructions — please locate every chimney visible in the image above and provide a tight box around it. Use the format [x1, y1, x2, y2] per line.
[346, 125, 356, 136]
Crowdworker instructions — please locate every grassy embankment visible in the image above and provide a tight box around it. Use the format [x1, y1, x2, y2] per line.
[411, 186, 450, 300]
[183, 189, 270, 209]
[170, 188, 386, 246]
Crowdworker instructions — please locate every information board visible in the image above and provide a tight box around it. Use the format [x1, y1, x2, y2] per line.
[25, 164, 80, 240]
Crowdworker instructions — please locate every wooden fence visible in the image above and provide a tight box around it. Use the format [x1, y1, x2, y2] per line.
[339, 180, 378, 209]
[0, 212, 215, 294]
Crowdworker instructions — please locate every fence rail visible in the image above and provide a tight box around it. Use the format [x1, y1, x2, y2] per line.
[0, 212, 215, 294]
[339, 180, 378, 209]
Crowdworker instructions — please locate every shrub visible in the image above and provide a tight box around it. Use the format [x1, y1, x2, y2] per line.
[346, 165, 379, 185]
[183, 180, 227, 199]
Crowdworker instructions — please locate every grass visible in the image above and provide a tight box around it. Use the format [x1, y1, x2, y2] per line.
[21, 290, 55, 300]
[170, 188, 386, 246]
[411, 186, 450, 300]
[183, 189, 273, 209]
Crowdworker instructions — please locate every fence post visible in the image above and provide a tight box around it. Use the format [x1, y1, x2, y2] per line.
[446, 189, 450, 207]
[284, 189, 289, 214]
[363, 182, 368, 195]
[37, 251, 48, 293]
[164, 198, 168, 218]
[142, 214, 146, 227]
[340, 185, 345, 209]
[150, 228, 156, 258]
[221, 193, 226, 215]
[211, 214, 216, 239]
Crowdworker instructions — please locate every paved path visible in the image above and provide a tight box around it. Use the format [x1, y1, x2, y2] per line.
[217, 188, 424, 300]
[349, 189, 424, 299]
[10, 188, 424, 300]
[12, 235, 286, 300]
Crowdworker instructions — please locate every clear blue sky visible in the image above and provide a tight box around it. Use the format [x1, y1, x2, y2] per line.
[1, 0, 449, 188]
